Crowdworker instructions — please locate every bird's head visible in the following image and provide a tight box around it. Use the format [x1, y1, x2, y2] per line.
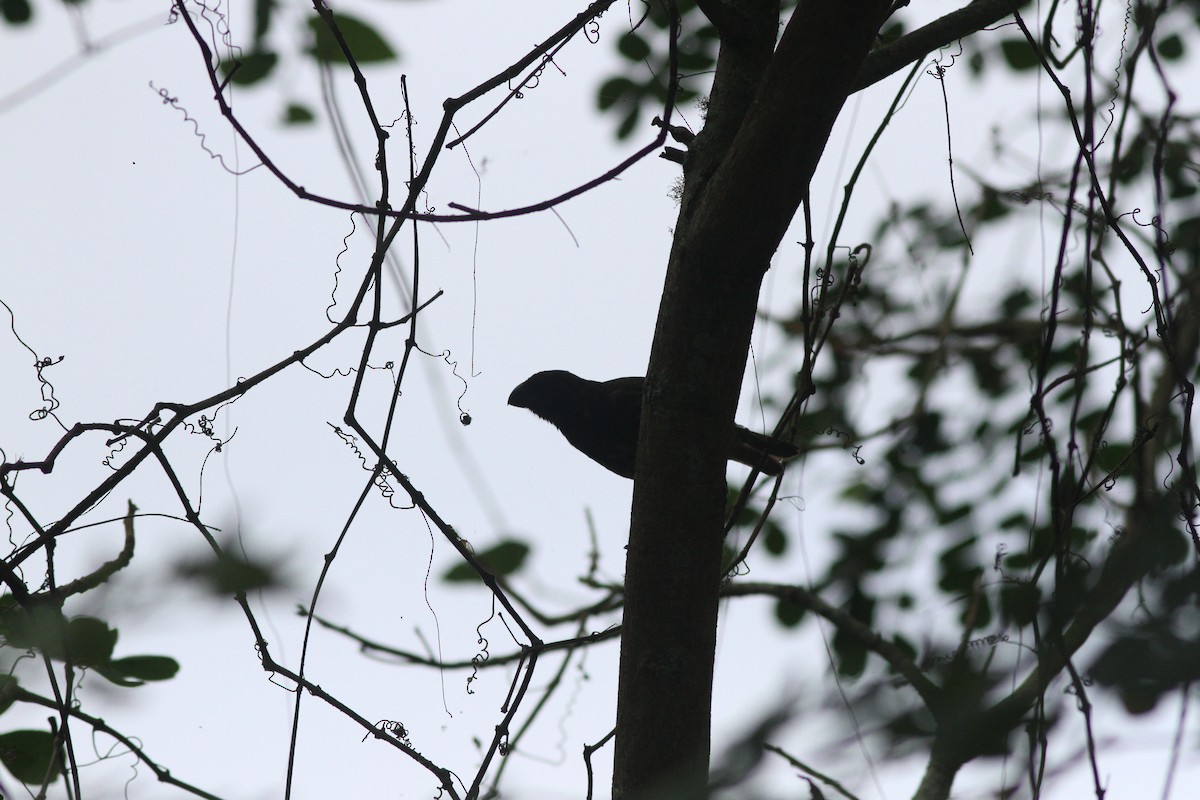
[508, 370, 582, 421]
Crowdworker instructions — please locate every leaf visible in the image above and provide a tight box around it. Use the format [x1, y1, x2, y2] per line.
[936, 503, 973, 526]
[1000, 581, 1040, 625]
[444, 539, 530, 583]
[0, 674, 17, 716]
[307, 12, 397, 65]
[596, 77, 637, 111]
[176, 550, 279, 595]
[1, 0, 32, 25]
[283, 103, 315, 125]
[1156, 33, 1183, 61]
[59, 616, 117, 666]
[773, 595, 805, 628]
[1095, 440, 1132, 474]
[0, 601, 64, 652]
[221, 50, 278, 86]
[616, 107, 640, 140]
[0, 729, 60, 784]
[617, 31, 651, 62]
[999, 38, 1040, 71]
[253, 0, 275, 40]
[94, 655, 180, 688]
[763, 521, 787, 556]
[0, 607, 116, 665]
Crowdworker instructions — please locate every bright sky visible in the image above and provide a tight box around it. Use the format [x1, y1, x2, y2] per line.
[2, 2, 1198, 799]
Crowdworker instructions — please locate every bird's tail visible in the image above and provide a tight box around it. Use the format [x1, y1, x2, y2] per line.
[731, 427, 799, 475]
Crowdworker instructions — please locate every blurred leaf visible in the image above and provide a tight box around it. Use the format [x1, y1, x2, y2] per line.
[997, 511, 1031, 531]
[0, 601, 64, 653]
[617, 30, 651, 61]
[1156, 33, 1184, 60]
[937, 504, 972, 526]
[254, 0, 275, 40]
[1095, 440, 1131, 474]
[176, 551, 281, 596]
[444, 539, 530, 583]
[94, 655, 180, 688]
[832, 590, 874, 676]
[597, 76, 638, 111]
[1000, 287, 1034, 317]
[1, 0, 31, 24]
[616, 107, 641, 139]
[912, 411, 948, 454]
[966, 347, 1008, 396]
[968, 50, 985, 76]
[0, 729, 60, 784]
[1091, 632, 1200, 715]
[774, 595, 806, 628]
[283, 103, 315, 125]
[999, 38, 1039, 71]
[0, 607, 117, 666]
[0, 674, 17, 716]
[840, 482, 879, 504]
[763, 521, 787, 556]
[891, 633, 917, 662]
[221, 50, 278, 86]
[937, 537, 982, 594]
[1000, 581, 1040, 625]
[57, 617, 117, 666]
[307, 12, 397, 65]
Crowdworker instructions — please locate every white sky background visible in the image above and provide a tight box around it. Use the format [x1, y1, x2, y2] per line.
[1, 1, 1198, 798]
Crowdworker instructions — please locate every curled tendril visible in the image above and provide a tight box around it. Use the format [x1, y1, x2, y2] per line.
[327, 423, 413, 509]
[101, 435, 131, 471]
[1009, 188, 1054, 204]
[413, 344, 472, 424]
[300, 358, 356, 379]
[325, 213, 357, 323]
[925, 632, 1012, 666]
[148, 81, 262, 176]
[364, 720, 411, 747]
[926, 40, 964, 80]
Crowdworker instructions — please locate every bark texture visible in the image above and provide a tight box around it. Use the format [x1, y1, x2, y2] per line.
[612, 2, 894, 798]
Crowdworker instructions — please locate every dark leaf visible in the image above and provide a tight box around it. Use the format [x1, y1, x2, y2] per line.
[1, 0, 31, 24]
[999, 38, 1040, 71]
[763, 521, 787, 556]
[0, 729, 60, 784]
[94, 655, 180, 687]
[0, 674, 17, 716]
[774, 595, 806, 628]
[253, 0, 275, 41]
[597, 76, 637, 111]
[176, 551, 281, 596]
[307, 12, 397, 65]
[444, 539, 530, 583]
[617, 31, 651, 61]
[1156, 33, 1184, 61]
[1000, 581, 1040, 625]
[60, 616, 117, 667]
[221, 50, 278, 86]
[283, 103, 316, 125]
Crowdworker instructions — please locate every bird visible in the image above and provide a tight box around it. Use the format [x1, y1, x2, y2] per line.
[508, 370, 797, 479]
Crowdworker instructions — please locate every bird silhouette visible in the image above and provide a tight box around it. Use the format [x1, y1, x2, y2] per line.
[508, 370, 797, 478]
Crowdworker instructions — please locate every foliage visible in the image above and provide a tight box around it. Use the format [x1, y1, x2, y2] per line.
[1, 0, 1198, 798]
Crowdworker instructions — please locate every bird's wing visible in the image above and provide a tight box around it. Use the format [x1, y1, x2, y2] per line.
[564, 377, 641, 478]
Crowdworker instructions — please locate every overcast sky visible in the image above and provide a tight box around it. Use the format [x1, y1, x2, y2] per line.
[3, 2, 1198, 799]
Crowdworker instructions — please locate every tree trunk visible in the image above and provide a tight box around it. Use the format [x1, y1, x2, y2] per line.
[612, 2, 893, 798]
